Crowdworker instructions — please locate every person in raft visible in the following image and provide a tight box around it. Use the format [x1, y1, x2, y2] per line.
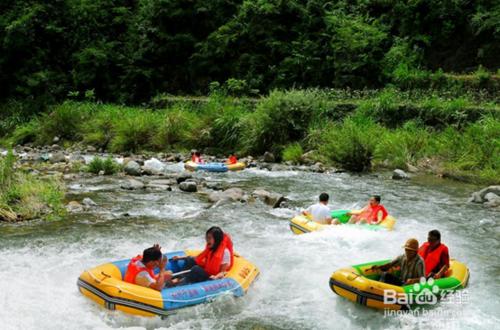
[226, 153, 238, 165]
[370, 238, 425, 286]
[347, 195, 388, 225]
[419, 230, 450, 279]
[124, 244, 174, 291]
[172, 226, 233, 284]
[302, 193, 334, 224]
[192, 151, 203, 164]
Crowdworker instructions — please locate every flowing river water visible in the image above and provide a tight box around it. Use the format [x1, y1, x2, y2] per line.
[0, 164, 499, 330]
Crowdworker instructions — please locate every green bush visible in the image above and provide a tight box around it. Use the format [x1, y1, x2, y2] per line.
[374, 121, 432, 168]
[241, 89, 329, 154]
[209, 104, 246, 151]
[153, 106, 203, 149]
[87, 156, 120, 175]
[319, 116, 382, 172]
[282, 143, 304, 163]
[109, 110, 160, 153]
[11, 120, 41, 145]
[36, 102, 89, 144]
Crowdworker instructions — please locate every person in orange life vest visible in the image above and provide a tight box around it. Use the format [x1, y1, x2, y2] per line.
[172, 226, 233, 284]
[193, 151, 203, 164]
[419, 229, 450, 279]
[347, 195, 388, 225]
[226, 154, 238, 165]
[124, 244, 173, 291]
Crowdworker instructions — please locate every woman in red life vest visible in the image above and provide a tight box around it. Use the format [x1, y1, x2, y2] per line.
[192, 151, 203, 164]
[124, 244, 173, 291]
[172, 227, 234, 284]
[226, 154, 238, 165]
[418, 229, 450, 279]
[347, 195, 388, 224]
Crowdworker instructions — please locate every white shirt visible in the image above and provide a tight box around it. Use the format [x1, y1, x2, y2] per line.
[306, 203, 331, 224]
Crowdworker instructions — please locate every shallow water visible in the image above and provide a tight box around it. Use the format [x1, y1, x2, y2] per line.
[0, 167, 499, 330]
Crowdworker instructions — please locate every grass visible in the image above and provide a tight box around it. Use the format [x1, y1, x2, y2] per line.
[5, 88, 500, 184]
[0, 150, 65, 221]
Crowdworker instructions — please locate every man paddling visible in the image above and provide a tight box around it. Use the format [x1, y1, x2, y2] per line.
[370, 238, 425, 286]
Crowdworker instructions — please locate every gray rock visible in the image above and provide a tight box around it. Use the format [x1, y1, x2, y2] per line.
[300, 150, 316, 164]
[51, 144, 61, 150]
[392, 169, 410, 180]
[53, 136, 60, 143]
[121, 179, 145, 190]
[124, 161, 141, 176]
[86, 145, 97, 152]
[142, 158, 166, 175]
[271, 164, 289, 171]
[406, 163, 419, 173]
[263, 151, 275, 163]
[310, 162, 325, 173]
[82, 197, 98, 207]
[69, 153, 85, 162]
[208, 188, 245, 203]
[176, 173, 193, 184]
[179, 181, 197, 192]
[66, 201, 83, 212]
[469, 186, 500, 203]
[252, 189, 286, 208]
[147, 179, 175, 191]
[484, 192, 500, 207]
[204, 181, 227, 191]
[50, 152, 66, 163]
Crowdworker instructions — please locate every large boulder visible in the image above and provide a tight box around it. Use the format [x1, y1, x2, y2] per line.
[82, 197, 98, 207]
[263, 151, 275, 163]
[392, 169, 409, 180]
[176, 173, 193, 184]
[142, 158, 166, 175]
[124, 161, 141, 176]
[179, 181, 197, 192]
[484, 192, 500, 208]
[120, 179, 145, 190]
[66, 201, 83, 212]
[252, 189, 286, 208]
[50, 152, 66, 163]
[208, 188, 245, 203]
[469, 186, 500, 203]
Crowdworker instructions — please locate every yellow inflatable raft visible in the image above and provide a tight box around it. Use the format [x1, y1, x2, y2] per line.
[330, 259, 469, 310]
[77, 250, 259, 317]
[289, 212, 396, 235]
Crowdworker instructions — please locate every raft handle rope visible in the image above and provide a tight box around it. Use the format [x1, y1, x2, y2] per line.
[84, 267, 257, 303]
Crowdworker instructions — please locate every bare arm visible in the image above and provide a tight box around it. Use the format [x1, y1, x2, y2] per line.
[210, 263, 230, 280]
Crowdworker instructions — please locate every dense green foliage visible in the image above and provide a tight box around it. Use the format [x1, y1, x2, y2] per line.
[4, 89, 499, 183]
[0, 0, 498, 106]
[87, 156, 121, 175]
[0, 150, 65, 221]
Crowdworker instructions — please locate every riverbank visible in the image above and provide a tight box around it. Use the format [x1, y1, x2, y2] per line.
[1, 89, 499, 185]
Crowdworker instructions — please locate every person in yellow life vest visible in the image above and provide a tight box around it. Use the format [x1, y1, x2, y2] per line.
[124, 244, 173, 291]
[370, 238, 425, 286]
[419, 230, 450, 279]
[347, 195, 388, 225]
[172, 226, 233, 284]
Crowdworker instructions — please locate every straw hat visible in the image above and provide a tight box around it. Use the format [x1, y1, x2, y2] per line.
[403, 238, 419, 251]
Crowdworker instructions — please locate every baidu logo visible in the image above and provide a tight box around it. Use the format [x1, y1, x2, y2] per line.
[383, 277, 440, 306]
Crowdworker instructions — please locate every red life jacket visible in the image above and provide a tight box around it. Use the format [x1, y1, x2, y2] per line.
[195, 234, 234, 276]
[228, 156, 237, 165]
[418, 242, 449, 276]
[358, 204, 388, 224]
[124, 255, 157, 284]
[193, 156, 202, 164]
[191, 155, 196, 162]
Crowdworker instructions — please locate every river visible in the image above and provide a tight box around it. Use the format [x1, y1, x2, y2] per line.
[0, 164, 498, 330]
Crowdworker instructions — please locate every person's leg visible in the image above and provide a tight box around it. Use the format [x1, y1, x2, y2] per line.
[186, 265, 210, 283]
[379, 272, 403, 286]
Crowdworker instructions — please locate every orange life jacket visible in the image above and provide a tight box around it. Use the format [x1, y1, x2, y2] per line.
[195, 234, 234, 276]
[418, 242, 449, 276]
[358, 204, 388, 224]
[191, 155, 196, 162]
[227, 156, 237, 165]
[124, 255, 157, 284]
[193, 156, 203, 164]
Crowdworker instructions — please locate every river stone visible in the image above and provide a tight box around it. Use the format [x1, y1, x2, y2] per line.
[66, 201, 83, 212]
[310, 162, 325, 173]
[263, 151, 275, 163]
[406, 163, 419, 173]
[82, 197, 98, 207]
[121, 179, 145, 190]
[392, 169, 409, 180]
[124, 161, 141, 176]
[176, 173, 193, 184]
[147, 179, 174, 191]
[50, 152, 66, 163]
[179, 181, 197, 192]
[208, 188, 245, 203]
[252, 189, 286, 208]
[142, 158, 166, 175]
